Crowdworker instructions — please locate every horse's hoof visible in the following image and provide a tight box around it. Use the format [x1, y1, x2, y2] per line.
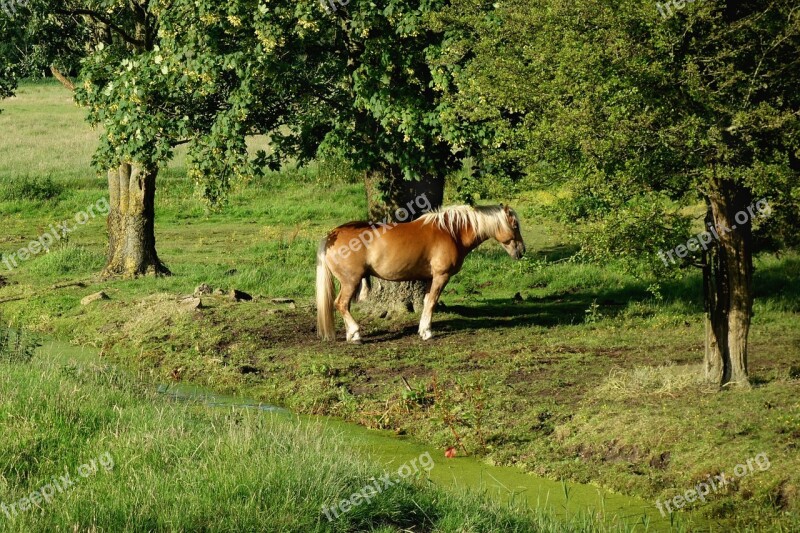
[420, 330, 433, 341]
[349, 338, 363, 345]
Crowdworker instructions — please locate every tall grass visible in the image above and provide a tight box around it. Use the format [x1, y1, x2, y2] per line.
[0, 351, 619, 532]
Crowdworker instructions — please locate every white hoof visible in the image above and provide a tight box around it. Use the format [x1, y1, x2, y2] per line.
[420, 329, 433, 341]
[347, 330, 362, 343]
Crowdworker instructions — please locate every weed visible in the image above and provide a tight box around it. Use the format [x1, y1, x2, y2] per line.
[584, 299, 603, 323]
[0, 319, 39, 363]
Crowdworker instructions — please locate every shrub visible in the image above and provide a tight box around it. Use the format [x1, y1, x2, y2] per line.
[0, 175, 64, 202]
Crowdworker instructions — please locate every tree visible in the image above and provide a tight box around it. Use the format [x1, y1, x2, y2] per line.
[4, 1, 273, 278]
[114, 0, 469, 309]
[70, 1, 169, 277]
[435, 0, 800, 388]
[2, 1, 173, 277]
[316, 0, 484, 312]
[253, 0, 465, 313]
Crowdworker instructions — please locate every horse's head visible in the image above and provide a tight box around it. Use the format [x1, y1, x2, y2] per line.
[497, 205, 526, 260]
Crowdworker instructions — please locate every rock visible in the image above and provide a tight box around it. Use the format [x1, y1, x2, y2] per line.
[194, 283, 213, 296]
[229, 289, 253, 302]
[178, 296, 203, 310]
[212, 288, 225, 296]
[224, 268, 238, 276]
[81, 291, 109, 305]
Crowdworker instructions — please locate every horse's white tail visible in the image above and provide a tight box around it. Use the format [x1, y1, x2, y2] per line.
[316, 238, 336, 341]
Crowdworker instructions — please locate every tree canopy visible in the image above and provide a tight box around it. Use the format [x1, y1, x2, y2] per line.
[436, 0, 800, 271]
[73, 0, 467, 207]
[433, 0, 800, 386]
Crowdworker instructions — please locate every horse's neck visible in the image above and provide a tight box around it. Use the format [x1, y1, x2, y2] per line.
[456, 221, 488, 252]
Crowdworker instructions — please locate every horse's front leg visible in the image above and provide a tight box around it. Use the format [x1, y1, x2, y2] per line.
[419, 274, 449, 340]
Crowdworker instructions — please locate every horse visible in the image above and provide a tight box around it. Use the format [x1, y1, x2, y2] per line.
[316, 204, 526, 342]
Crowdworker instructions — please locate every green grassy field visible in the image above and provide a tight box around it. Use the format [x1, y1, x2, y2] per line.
[2, 81, 799, 531]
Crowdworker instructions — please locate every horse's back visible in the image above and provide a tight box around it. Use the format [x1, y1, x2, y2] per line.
[325, 219, 458, 282]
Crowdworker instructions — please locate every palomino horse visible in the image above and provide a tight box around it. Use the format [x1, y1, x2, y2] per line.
[316, 204, 526, 342]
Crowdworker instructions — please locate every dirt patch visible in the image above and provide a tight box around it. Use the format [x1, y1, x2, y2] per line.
[649, 451, 671, 470]
[256, 310, 318, 346]
[773, 481, 798, 511]
[575, 439, 643, 464]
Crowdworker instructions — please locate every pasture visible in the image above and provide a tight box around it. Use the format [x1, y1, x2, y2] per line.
[1, 81, 799, 531]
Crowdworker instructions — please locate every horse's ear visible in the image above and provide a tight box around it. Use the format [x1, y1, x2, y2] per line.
[503, 204, 510, 214]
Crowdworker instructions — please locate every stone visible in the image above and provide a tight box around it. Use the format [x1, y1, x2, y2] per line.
[80, 291, 109, 305]
[178, 296, 203, 310]
[194, 283, 213, 296]
[229, 289, 253, 302]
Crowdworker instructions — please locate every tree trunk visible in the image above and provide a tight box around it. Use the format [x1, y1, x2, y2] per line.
[703, 176, 753, 389]
[361, 166, 445, 315]
[103, 163, 170, 279]
[703, 203, 726, 385]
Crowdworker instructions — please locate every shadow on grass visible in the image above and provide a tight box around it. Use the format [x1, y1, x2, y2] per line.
[362, 254, 799, 340]
[533, 244, 581, 262]
[451, 257, 797, 334]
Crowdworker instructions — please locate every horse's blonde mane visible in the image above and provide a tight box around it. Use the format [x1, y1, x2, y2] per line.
[419, 205, 515, 239]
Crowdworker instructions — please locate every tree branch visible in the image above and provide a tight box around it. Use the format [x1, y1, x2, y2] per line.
[49, 65, 75, 92]
[55, 8, 145, 48]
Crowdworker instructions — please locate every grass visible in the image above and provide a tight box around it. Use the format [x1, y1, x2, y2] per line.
[1, 80, 799, 531]
[1, 336, 609, 532]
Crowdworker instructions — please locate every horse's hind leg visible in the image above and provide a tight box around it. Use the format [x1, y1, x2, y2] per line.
[419, 274, 450, 340]
[335, 279, 363, 343]
[356, 276, 371, 302]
